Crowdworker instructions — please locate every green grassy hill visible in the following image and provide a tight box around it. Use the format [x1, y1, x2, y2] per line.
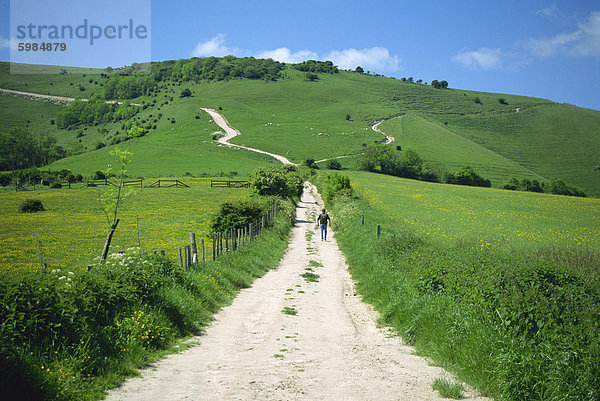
[1, 60, 598, 195]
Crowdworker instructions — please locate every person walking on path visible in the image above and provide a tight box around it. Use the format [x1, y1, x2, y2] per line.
[317, 208, 331, 241]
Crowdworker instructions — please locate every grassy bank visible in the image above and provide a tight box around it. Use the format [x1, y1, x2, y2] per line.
[315, 172, 599, 400]
[0, 198, 296, 401]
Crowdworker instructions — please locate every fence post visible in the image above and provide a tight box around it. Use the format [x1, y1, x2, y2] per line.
[212, 234, 216, 261]
[377, 224, 381, 239]
[190, 232, 198, 263]
[201, 239, 205, 262]
[178, 248, 184, 269]
[185, 245, 191, 269]
[362, 215, 364, 225]
[160, 249, 165, 256]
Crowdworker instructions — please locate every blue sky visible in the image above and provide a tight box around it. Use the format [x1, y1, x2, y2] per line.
[1, 0, 599, 110]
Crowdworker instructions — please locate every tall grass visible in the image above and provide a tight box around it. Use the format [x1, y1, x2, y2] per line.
[318, 176, 600, 400]
[0, 197, 295, 401]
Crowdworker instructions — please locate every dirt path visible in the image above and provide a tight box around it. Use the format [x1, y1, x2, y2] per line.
[371, 117, 398, 144]
[0, 87, 141, 105]
[105, 183, 488, 401]
[202, 108, 296, 166]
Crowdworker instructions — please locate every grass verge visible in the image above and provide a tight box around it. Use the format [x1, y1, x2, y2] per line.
[432, 378, 464, 399]
[315, 175, 600, 401]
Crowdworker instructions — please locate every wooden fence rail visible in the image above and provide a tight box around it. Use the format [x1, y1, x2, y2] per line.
[176, 201, 279, 270]
[122, 179, 143, 188]
[148, 179, 189, 188]
[210, 180, 249, 188]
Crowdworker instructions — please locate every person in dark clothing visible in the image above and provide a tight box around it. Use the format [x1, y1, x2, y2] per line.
[317, 208, 331, 241]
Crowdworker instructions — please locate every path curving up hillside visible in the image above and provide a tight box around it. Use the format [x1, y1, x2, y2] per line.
[371, 117, 398, 144]
[202, 107, 296, 166]
[105, 183, 489, 401]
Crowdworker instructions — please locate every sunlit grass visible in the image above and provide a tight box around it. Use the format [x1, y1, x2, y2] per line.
[349, 171, 600, 251]
[0, 178, 249, 274]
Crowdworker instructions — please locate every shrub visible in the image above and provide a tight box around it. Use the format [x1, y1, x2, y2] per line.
[305, 72, 319, 81]
[548, 179, 586, 197]
[92, 170, 106, 180]
[19, 199, 45, 213]
[326, 159, 342, 170]
[249, 167, 302, 199]
[303, 158, 318, 169]
[211, 199, 266, 233]
[445, 165, 491, 187]
[50, 182, 62, 189]
[322, 172, 353, 203]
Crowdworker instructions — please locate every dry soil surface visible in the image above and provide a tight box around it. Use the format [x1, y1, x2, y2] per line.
[104, 183, 489, 401]
[202, 108, 296, 166]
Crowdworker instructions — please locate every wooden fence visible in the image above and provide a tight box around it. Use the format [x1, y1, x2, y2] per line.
[148, 179, 189, 188]
[175, 201, 279, 269]
[210, 180, 249, 188]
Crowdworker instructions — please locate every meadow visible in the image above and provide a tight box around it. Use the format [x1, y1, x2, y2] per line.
[348, 170, 600, 250]
[319, 171, 600, 400]
[0, 178, 250, 274]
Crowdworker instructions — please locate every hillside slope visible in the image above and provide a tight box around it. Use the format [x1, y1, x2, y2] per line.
[1, 60, 598, 194]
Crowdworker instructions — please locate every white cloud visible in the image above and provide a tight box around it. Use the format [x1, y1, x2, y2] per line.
[325, 47, 401, 72]
[255, 47, 318, 63]
[524, 11, 600, 58]
[0, 35, 20, 51]
[0, 34, 11, 49]
[191, 34, 239, 57]
[453, 48, 504, 70]
[537, 4, 558, 18]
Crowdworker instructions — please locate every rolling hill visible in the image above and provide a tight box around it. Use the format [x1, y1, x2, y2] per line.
[0, 59, 598, 195]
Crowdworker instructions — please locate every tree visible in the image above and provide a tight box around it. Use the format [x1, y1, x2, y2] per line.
[445, 165, 491, 187]
[98, 145, 137, 264]
[354, 66, 364, 74]
[303, 158, 318, 169]
[305, 72, 319, 81]
[326, 159, 342, 170]
[180, 88, 192, 98]
[249, 167, 300, 198]
[431, 80, 448, 89]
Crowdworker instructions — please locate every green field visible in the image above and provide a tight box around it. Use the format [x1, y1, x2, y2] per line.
[348, 170, 600, 250]
[0, 178, 250, 274]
